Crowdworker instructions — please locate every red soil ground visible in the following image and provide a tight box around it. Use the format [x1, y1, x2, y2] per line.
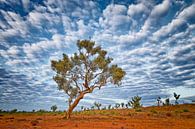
[0, 104, 195, 129]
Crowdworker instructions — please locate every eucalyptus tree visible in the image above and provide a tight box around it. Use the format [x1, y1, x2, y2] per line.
[51, 40, 126, 119]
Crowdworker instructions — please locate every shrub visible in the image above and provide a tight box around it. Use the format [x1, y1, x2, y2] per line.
[108, 105, 112, 110]
[51, 105, 57, 112]
[183, 109, 189, 112]
[174, 92, 180, 105]
[115, 103, 120, 109]
[10, 109, 17, 113]
[129, 95, 142, 109]
[94, 102, 102, 110]
[163, 98, 170, 106]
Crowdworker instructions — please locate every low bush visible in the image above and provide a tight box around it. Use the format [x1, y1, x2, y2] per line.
[183, 109, 189, 112]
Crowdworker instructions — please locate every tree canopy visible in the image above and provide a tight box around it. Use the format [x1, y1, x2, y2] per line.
[51, 40, 126, 119]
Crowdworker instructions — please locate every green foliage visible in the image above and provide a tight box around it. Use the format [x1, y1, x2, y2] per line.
[81, 106, 84, 111]
[183, 109, 189, 112]
[173, 92, 180, 105]
[108, 104, 112, 110]
[37, 109, 47, 113]
[157, 97, 162, 106]
[115, 103, 120, 109]
[163, 98, 170, 106]
[129, 95, 142, 109]
[94, 102, 102, 110]
[91, 106, 95, 110]
[51, 40, 125, 117]
[51, 105, 58, 112]
[121, 103, 124, 108]
[10, 109, 17, 113]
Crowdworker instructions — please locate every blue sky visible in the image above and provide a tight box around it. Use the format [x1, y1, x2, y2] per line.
[0, 0, 195, 111]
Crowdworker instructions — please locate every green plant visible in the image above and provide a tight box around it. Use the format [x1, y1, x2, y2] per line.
[163, 98, 170, 106]
[51, 40, 126, 119]
[115, 103, 120, 109]
[121, 103, 125, 108]
[129, 95, 142, 109]
[94, 102, 102, 110]
[183, 109, 189, 112]
[10, 109, 17, 113]
[91, 106, 95, 110]
[174, 92, 180, 105]
[51, 105, 58, 112]
[81, 106, 84, 111]
[157, 97, 162, 106]
[108, 104, 112, 110]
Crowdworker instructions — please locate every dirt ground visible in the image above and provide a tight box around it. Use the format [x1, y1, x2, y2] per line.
[0, 104, 195, 129]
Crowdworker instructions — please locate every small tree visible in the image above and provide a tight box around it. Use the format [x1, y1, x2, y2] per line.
[173, 92, 180, 105]
[115, 103, 120, 109]
[108, 104, 112, 110]
[157, 97, 162, 106]
[51, 105, 58, 112]
[91, 106, 95, 110]
[94, 102, 102, 110]
[10, 109, 17, 113]
[129, 95, 142, 109]
[81, 106, 84, 111]
[51, 40, 125, 119]
[125, 104, 129, 108]
[163, 98, 170, 106]
[121, 102, 125, 108]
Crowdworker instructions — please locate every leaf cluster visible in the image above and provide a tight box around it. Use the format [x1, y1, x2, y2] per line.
[51, 40, 126, 105]
[129, 95, 142, 109]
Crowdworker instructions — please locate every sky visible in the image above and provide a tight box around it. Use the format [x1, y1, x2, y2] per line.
[0, 0, 195, 111]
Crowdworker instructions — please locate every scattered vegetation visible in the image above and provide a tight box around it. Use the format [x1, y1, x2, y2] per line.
[183, 109, 189, 112]
[51, 105, 58, 112]
[174, 92, 180, 105]
[94, 102, 102, 110]
[10, 109, 17, 113]
[157, 97, 162, 106]
[129, 95, 142, 109]
[163, 98, 170, 106]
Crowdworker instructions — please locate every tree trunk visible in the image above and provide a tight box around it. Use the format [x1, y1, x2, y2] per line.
[66, 93, 85, 119]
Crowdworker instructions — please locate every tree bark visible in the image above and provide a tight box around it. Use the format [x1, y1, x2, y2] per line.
[66, 93, 85, 119]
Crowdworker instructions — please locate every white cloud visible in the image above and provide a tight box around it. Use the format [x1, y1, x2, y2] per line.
[22, 34, 67, 59]
[127, 3, 149, 17]
[0, 10, 29, 40]
[100, 4, 130, 33]
[141, 0, 171, 32]
[152, 4, 195, 41]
